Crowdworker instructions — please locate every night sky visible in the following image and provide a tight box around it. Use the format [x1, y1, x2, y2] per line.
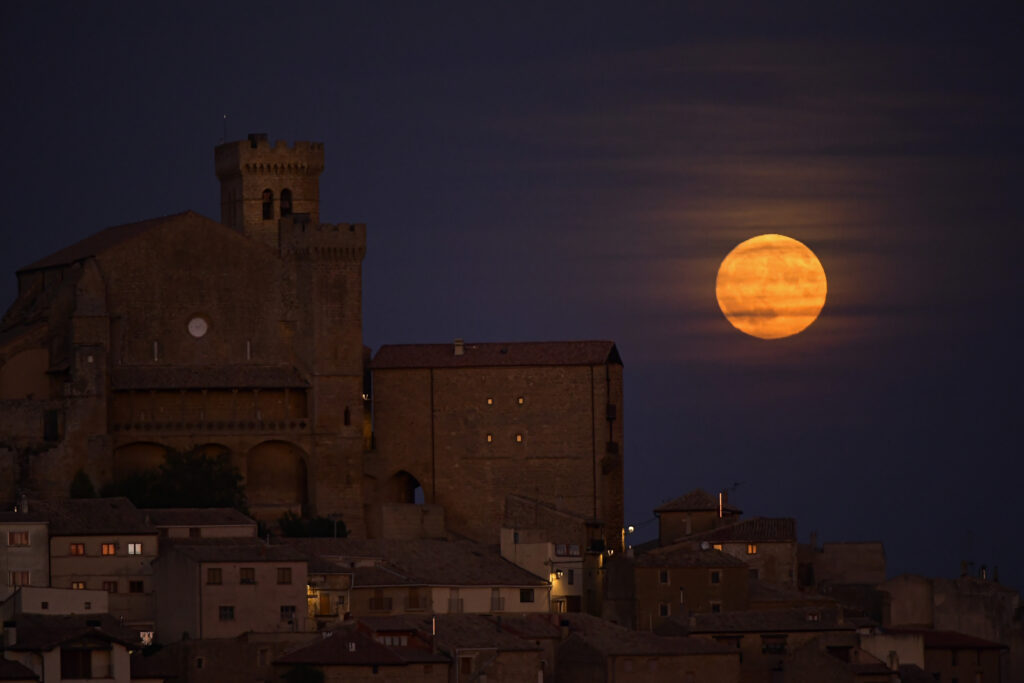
[3, 3, 1022, 588]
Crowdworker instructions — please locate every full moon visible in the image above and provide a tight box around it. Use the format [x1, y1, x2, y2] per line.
[716, 234, 827, 340]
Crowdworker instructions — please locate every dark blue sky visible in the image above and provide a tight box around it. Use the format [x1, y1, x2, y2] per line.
[2, 2, 1021, 588]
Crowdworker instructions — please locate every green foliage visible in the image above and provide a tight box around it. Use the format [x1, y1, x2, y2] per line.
[278, 511, 347, 538]
[282, 665, 325, 683]
[102, 449, 248, 513]
[69, 469, 97, 498]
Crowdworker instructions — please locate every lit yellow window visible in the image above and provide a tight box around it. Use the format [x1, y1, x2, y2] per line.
[101, 543, 116, 555]
[713, 544, 722, 551]
[515, 434, 523, 443]
[517, 397, 525, 405]
[486, 397, 493, 405]
[486, 434, 493, 443]
[747, 543, 758, 555]
[71, 581, 86, 590]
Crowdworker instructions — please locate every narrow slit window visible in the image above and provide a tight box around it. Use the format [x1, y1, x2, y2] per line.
[280, 188, 292, 217]
[262, 189, 274, 219]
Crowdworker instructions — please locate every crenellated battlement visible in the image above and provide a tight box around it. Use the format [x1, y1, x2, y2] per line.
[214, 134, 325, 180]
[279, 218, 366, 262]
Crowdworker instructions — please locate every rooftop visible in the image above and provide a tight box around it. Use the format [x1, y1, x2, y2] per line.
[684, 606, 867, 634]
[276, 628, 443, 666]
[111, 364, 309, 390]
[563, 613, 734, 656]
[142, 507, 256, 527]
[30, 498, 155, 536]
[654, 488, 742, 515]
[161, 538, 307, 563]
[685, 517, 797, 544]
[885, 627, 1007, 649]
[7, 613, 139, 651]
[372, 341, 621, 370]
[635, 545, 749, 569]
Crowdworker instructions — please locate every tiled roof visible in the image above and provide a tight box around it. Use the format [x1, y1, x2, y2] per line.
[898, 664, 936, 683]
[563, 613, 733, 656]
[7, 613, 139, 651]
[636, 545, 748, 569]
[31, 498, 155, 536]
[493, 614, 563, 640]
[0, 511, 48, 524]
[161, 538, 307, 563]
[19, 211, 212, 272]
[885, 628, 1007, 649]
[111, 364, 308, 390]
[142, 507, 256, 527]
[359, 614, 541, 652]
[0, 658, 37, 681]
[687, 517, 796, 543]
[687, 607, 862, 634]
[372, 341, 621, 370]
[654, 488, 742, 514]
[283, 538, 548, 587]
[277, 629, 420, 666]
[748, 580, 837, 605]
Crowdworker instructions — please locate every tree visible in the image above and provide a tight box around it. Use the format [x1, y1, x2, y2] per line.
[278, 511, 348, 538]
[69, 469, 97, 498]
[102, 449, 248, 513]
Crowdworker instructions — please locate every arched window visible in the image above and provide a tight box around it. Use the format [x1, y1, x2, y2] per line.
[280, 188, 292, 217]
[262, 189, 274, 219]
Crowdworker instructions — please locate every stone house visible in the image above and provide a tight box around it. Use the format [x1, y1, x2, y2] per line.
[152, 538, 308, 642]
[141, 507, 256, 540]
[684, 517, 798, 587]
[634, 545, 750, 630]
[0, 508, 49, 601]
[31, 498, 158, 631]
[654, 488, 742, 546]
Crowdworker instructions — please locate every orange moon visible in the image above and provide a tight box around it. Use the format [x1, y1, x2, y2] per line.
[716, 234, 827, 340]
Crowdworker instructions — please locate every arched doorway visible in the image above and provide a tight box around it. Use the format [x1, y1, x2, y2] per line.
[381, 470, 425, 505]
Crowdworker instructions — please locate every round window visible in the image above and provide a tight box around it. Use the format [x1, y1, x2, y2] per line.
[187, 316, 209, 338]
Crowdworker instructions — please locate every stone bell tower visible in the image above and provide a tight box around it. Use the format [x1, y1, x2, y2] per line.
[214, 133, 325, 247]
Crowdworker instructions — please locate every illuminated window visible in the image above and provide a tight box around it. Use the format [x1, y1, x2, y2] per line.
[219, 605, 235, 621]
[69, 543, 85, 556]
[101, 543, 116, 555]
[659, 603, 669, 617]
[71, 581, 86, 590]
[747, 543, 758, 555]
[7, 531, 28, 546]
[240, 567, 256, 584]
[207, 568, 222, 585]
[486, 433, 493, 443]
[712, 544, 722, 551]
[486, 397, 493, 405]
[515, 434, 523, 443]
[517, 396, 525, 405]
[277, 567, 292, 584]
[102, 581, 117, 593]
[129, 581, 144, 593]
[128, 542, 143, 555]
[710, 571, 720, 585]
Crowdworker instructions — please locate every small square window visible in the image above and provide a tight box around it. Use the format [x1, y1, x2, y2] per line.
[277, 567, 292, 585]
[711, 601, 722, 613]
[219, 605, 235, 621]
[84, 601, 91, 609]
[8, 570, 30, 586]
[128, 543, 143, 555]
[207, 568, 222, 585]
[712, 543, 722, 551]
[515, 434, 523, 443]
[129, 581, 144, 593]
[486, 397, 493, 405]
[69, 543, 85, 556]
[659, 603, 670, 617]
[71, 581, 86, 590]
[240, 567, 256, 584]
[486, 433, 493, 443]
[659, 569, 669, 584]
[710, 571, 721, 584]
[40, 601, 48, 609]
[747, 543, 758, 555]
[7, 531, 29, 546]
[517, 396, 524, 405]
[101, 543, 116, 555]
[519, 589, 535, 603]
[280, 605, 296, 622]
[102, 581, 118, 593]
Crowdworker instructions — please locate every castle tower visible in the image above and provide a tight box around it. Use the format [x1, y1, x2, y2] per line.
[214, 133, 325, 247]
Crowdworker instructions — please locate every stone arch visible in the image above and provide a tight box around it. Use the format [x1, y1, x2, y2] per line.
[380, 470, 425, 505]
[113, 442, 168, 480]
[0, 348, 49, 400]
[245, 441, 308, 514]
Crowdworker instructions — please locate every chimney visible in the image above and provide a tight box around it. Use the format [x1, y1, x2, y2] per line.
[980, 565, 988, 581]
[453, 339, 464, 356]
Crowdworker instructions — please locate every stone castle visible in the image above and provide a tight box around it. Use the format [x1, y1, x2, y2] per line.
[0, 134, 624, 550]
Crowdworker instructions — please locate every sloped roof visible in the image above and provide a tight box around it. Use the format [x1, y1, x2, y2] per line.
[372, 341, 621, 370]
[142, 507, 256, 527]
[748, 580, 838, 606]
[162, 538, 307, 563]
[31, 498, 155, 536]
[0, 658, 37, 681]
[493, 614, 563, 640]
[277, 629, 422, 666]
[687, 517, 796, 543]
[885, 628, 1007, 649]
[635, 545, 748, 569]
[359, 614, 541, 653]
[283, 538, 548, 588]
[8, 613, 139, 651]
[654, 488, 742, 515]
[563, 613, 733, 656]
[111, 364, 309, 390]
[687, 607, 864, 634]
[19, 211, 213, 272]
